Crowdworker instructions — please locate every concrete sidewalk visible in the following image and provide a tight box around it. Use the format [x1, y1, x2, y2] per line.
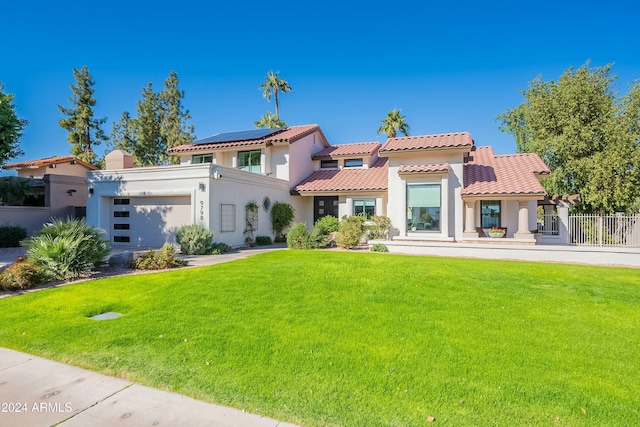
[0, 347, 298, 427]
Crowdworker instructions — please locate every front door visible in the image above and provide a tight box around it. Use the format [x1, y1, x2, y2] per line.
[314, 196, 339, 223]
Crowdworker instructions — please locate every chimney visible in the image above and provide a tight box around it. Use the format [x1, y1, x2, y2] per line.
[105, 150, 134, 170]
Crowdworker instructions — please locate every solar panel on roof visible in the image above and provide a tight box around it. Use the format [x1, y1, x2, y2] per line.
[193, 127, 285, 145]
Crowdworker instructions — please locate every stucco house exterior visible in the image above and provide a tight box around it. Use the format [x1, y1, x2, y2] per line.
[1, 156, 96, 234]
[86, 125, 550, 248]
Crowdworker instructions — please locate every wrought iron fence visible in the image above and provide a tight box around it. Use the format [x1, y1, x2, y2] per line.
[569, 214, 640, 247]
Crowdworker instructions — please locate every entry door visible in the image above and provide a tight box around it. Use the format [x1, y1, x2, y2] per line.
[314, 196, 339, 223]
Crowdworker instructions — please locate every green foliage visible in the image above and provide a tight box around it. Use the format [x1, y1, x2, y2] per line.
[271, 202, 295, 242]
[132, 243, 187, 270]
[0, 177, 39, 206]
[369, 243, 389, 252]
[112, 71, 195, 166]
[498, 62, 640, 214]
[377, 108, 410, 138]
[26, 218, 110, 281]
[367, 215, 392, 240]
[286, 223, 310, 249]
[259, 70, 292, 121]
[209, 242, 230, 255]
[255, 235, 272, 246]
[0, 82, 27, 167]
[175, 224, 214, 255]
[335, 215, 365, 249]
[0, 257, 45, 290]
[0, 223, 27, 247]
[313, 215, 339, 235]
[254, 111, 287, 129]
[57, 66, 108, 165]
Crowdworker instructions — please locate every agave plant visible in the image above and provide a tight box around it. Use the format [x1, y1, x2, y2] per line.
[27, 218, 110, 280]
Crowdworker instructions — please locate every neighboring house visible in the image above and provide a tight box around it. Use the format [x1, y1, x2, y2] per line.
[1, 156, 96, 234]
[86, 125, 550, 247]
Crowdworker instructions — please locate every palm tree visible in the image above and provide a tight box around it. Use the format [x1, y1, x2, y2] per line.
[259, 71, 292, 120]
[377, 109, 410, 138]
[254, 111, 287, 129]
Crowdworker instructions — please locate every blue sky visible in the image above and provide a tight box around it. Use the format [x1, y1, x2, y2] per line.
[2, 0, 639, 173]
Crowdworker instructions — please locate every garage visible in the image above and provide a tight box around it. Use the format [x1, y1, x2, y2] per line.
[111, 196, 192, 247]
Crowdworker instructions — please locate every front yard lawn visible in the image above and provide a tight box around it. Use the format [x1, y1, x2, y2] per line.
[0, 251, 638, 426]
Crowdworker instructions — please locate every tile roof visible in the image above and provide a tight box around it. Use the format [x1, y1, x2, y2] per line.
[168, 124, 323, 153]
[379, 132, 473, 154]
[312, 142, 381, 159]
[294, 158, 388, 193]
[2, 156, 98, 170]
[461, 146, 550, 196]
[398, 163, 450, 174]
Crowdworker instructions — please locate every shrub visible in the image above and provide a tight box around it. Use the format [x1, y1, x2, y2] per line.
[210, 242, 231, 255]
[176, 224, 214, 255]
[306, 216, 339, 249]
[0, 257, 46, 291]
[370, 243, 389, 252]
[335, 215, 366, 249]
[26, 218, 110, 281]
[271, 202, 295, 243]
[314, 215, 339, 235]
[132, 243, 187, 270]
[0, 224, 27, 248]
[255, 235, 272, 246]
[368, 215, 392, 240]
[287, 223, 310, 249]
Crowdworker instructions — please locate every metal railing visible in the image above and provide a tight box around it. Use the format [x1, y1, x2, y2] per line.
[537, 213, 559, 235]
[569, 214, 640, 247]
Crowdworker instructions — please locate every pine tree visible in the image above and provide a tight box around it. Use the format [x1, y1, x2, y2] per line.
[58, 66, 108, 165]
[159, 71, 195, 164]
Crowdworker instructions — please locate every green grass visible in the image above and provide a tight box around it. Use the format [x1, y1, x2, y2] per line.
[0, 251, 639, 426]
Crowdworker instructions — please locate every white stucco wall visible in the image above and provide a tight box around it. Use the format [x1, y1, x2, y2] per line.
[87, 164, 294, 247]
[385, 150, 466, 239]
[288, 133, 326, 188]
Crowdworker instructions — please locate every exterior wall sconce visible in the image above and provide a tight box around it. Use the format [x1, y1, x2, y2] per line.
[199, 182, 206, 192]
[67, 189, 77, 196]
[88, 187, 94, 196]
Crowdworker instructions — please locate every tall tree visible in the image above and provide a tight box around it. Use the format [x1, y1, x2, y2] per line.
[259, 71, 292, 120]
[111, 71, 195, 166]
[159, 70, 195, 163]
[254, 111, 286, 129]
[377, 109, 410, 138]
[0, 82, 27, 167]
[497, 62, 640, 214]
[58, 66, 108, 165]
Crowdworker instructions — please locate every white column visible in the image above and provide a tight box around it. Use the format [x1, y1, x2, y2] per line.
[462, 200, 478, 238]
[514, 200, 533, 239]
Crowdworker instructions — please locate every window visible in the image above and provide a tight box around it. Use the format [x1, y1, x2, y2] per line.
[344, 158, 363, 167]
[407, 184, 441, 231]
[114, 198, 130, 205]
[192, 154, 213, 164]
[113, 224, 130, 230]
[113, 211, 130, 218]
[320, 159, 338, 169]
[238, 150, 261, 173]
[113, 236, 130, 243]
[354, 199, 375, 219]
[220, 204, 236, 232]
[481, 200, 501, 228]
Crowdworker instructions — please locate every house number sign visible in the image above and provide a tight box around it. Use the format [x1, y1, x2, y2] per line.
[200, 201, 205, 221]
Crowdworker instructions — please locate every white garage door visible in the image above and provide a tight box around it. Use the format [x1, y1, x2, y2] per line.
[111, 196, 192, 247]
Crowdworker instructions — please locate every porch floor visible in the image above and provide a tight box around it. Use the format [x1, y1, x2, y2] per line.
[370, 239, 640, 268]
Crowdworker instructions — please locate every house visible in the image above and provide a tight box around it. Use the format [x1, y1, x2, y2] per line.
[86, 125, 550, 247]
[1, 156, 97, 234]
